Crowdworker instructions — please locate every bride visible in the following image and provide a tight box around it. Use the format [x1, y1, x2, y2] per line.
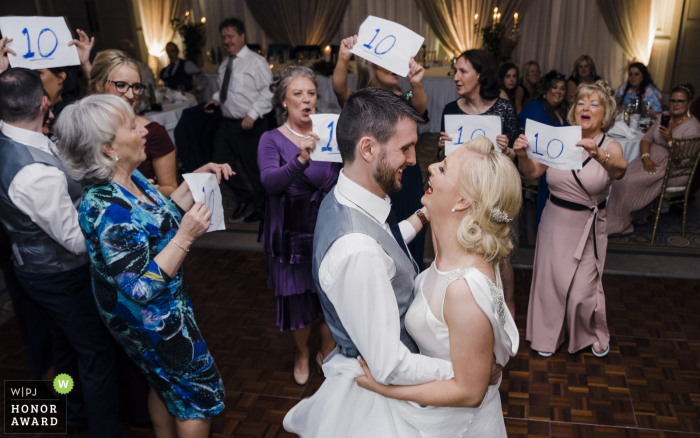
[285, 136, 521, 437]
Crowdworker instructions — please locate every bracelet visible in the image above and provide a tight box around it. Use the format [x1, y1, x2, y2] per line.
[172, 239, 190, 253]
[602, 152, 610, 164]
[641, 153, 651, 159]
[414, 209, 429, 227]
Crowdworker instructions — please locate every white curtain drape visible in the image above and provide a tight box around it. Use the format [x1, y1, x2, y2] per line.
[512, 0, 629, 90]
[333, 0, 444, 58]
[139, 0, 183, 57]
[596, 0, 658, 65]
[415, 0, 531, 57]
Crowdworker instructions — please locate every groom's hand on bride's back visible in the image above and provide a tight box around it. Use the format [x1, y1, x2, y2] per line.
[490, 355, 503, 386]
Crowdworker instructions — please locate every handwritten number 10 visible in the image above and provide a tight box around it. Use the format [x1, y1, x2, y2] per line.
[322, 121, 334, 152]
[532, 133, 564, 159]
[362, 28, 397, 55]
[22, 28, 58, 60]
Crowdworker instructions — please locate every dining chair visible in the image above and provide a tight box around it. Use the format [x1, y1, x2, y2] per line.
[650, 136, 700, 244]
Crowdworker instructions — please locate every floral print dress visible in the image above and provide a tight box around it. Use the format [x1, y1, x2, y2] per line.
[78, 170, 224, 420]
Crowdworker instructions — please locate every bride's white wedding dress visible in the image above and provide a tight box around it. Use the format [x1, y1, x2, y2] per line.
[283, 261, 520, 437]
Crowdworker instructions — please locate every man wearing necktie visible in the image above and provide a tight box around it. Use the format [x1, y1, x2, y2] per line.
[205, 17, 273, 223]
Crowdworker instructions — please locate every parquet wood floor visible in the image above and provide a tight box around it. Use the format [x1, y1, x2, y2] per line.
[2, 249, 700, 437]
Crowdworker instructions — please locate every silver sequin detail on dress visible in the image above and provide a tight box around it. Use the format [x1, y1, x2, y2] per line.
[446, 268, 507, 329]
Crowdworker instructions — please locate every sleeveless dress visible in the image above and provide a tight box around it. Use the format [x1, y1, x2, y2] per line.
[283, 261, 519, 437]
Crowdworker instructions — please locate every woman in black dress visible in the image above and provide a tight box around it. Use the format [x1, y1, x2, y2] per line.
[438, 50, 519, 158]
[437, 49, 519, 317]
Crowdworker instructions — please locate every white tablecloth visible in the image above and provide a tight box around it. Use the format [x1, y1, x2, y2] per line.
[202, 73, 458, 133]
[608, 130, 645, 164]
[143, 93, 198, 145]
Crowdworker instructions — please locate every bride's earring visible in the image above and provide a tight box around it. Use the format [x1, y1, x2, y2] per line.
[451, 208, 455, 212]
[114, 155, 119, 162]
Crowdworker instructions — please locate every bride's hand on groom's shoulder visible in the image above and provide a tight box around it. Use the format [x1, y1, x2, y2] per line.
[355, 357, 386, 394]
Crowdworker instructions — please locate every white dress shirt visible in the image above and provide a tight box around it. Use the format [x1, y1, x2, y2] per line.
[318, 170, 454, 385]
[3, 123, 87, 256]
[212, 46, 273, 120]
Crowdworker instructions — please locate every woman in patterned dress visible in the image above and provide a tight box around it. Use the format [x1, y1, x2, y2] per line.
[56, 94, 232, 436]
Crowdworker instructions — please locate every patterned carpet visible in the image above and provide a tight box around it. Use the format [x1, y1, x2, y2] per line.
[2, 249, 700, 437]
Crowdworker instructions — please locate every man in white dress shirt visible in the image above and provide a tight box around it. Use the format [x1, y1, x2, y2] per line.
[313, 87, 451, 383]
[284, 87, 456, 436]
[0, 68, 120, 437]
[205, 17, 273, 223]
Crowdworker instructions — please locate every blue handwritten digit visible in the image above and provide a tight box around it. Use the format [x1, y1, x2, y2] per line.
[38, 28, 58, 58]
[532, 132, 543, 156]
[322, 121, 334, 152]
[22, 28, 35, 59]
[546, 139, 564, 159]
[374, 35, 396, 55]
[471, 129, 486, 139]
[363, 29, 380, 49]
[455, 126, 464, 145]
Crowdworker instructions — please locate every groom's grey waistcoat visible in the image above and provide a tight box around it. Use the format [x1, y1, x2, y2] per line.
[312, 190, 419, 358]
[0, 133, 87, 273]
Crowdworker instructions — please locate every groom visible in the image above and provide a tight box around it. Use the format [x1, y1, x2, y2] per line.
[311, 87, 454, 385]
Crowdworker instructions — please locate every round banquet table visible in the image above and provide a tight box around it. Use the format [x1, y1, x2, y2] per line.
[607, 130, 644, 200]
[202, 66, 458, 134]
[608, 130, 645, 164]
[143, 93, 198, 145]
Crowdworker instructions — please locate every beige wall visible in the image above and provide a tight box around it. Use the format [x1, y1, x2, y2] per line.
[671, 0, 700, 94]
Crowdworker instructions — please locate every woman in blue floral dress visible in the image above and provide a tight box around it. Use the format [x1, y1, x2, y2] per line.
[56, 94, 233, 435]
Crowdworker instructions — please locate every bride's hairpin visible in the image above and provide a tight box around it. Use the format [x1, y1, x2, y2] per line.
[490, 208, 513, 223]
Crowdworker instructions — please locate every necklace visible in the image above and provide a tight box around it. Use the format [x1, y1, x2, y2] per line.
[284, 123, 312, 139]
[671, 114, 690, 128]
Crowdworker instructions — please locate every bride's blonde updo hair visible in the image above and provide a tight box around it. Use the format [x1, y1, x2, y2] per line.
[456, 136, 522, 264]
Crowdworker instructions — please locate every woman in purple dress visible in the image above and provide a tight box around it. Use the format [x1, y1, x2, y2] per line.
[258, 65, 340, 385]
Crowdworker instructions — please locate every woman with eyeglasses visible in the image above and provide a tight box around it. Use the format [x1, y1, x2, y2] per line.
[89, 50, 178, 197]
[607, 83, 700, 235]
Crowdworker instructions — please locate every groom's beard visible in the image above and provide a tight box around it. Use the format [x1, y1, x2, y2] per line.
[374, 152, 402, 195]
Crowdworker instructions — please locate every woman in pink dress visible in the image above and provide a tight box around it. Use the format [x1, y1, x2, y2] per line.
[607, 84, 700, 235]
[514, 81, 627, 357]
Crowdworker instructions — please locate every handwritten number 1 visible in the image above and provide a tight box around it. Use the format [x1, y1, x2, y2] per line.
[455, 126, 464, 145]
[532, 133, 543, 156]
[323, 121, 334, 152]
[363, 29, 380, 49]
[22, 28, 35, 59]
